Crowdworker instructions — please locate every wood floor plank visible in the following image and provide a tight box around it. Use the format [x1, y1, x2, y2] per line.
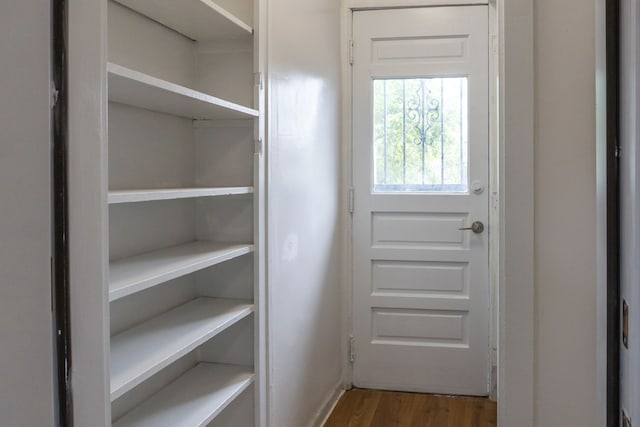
[324, 389, 496, 427]
[485, 399, 498, 427]
[410, 394, 449, 427]
[474, 398, 491, 427]
[324, 389, 381, 427]
[326, 390, 359, 421]
[349, 390, 382, 427]
[370, 391, 415, 427]
[464, 397, 486, 427]
[448, 397, 469, 427]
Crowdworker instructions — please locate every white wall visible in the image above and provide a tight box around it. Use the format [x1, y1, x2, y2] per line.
[0, 2, 56, 426]
[266, 0, 344, 426]
[534, 1, 598, 425]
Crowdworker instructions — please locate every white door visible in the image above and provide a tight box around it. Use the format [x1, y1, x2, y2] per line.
[352, 6, 490, 395]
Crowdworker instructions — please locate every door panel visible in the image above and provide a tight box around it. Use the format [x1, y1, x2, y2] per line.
[372, 260, 468, 295]
[352, 6, 489, 395]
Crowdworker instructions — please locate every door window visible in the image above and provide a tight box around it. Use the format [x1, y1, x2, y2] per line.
[373, 77, 468, 193]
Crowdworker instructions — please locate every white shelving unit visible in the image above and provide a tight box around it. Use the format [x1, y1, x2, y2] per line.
[105, 0, 264, 425]
[113, 363, 254, 427]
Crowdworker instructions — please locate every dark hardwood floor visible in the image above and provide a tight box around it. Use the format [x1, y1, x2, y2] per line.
[324, 389, 497, 427]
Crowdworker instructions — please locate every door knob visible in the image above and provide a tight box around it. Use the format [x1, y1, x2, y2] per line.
[459, 221, 484, 234]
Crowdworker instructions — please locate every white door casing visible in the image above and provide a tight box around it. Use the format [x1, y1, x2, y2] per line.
[619, 0, 640, 422]
[352, 6, 490, 395]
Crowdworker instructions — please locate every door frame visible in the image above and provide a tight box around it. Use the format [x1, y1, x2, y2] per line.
[350, 6, 492, 395]
[340, 0, 534, 425]
[67, 1, 111, 425]
[595, 0, 620, 426]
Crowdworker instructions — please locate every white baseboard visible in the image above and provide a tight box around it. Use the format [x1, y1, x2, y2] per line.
[309, 382, 345, 427]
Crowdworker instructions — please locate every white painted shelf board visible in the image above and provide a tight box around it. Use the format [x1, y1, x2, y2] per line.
[113, 0, 253, 42]
[108, 63, 259, 120]
[109, 241, 253, 301]
[113, 363, 254, 427]
[109, 241, 253, 302]
[110, 298, 254, 401]
[108, 187, 254, 204]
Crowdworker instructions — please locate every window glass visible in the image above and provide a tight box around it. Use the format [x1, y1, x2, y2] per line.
[373, 78, 468, 193]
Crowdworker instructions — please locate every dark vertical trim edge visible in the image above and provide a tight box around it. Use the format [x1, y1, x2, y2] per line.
[606, 0, 620, 425]
[52, 0, 73, 425]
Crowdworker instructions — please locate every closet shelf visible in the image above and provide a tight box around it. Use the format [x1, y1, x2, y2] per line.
[110, 298, 254, 401]
[113, 0, 252, 42]
[108, 186, 254, 204]
[113, 363, 254, 427]
[109, 241, 253, 302]
[108, 63, 259, 120]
